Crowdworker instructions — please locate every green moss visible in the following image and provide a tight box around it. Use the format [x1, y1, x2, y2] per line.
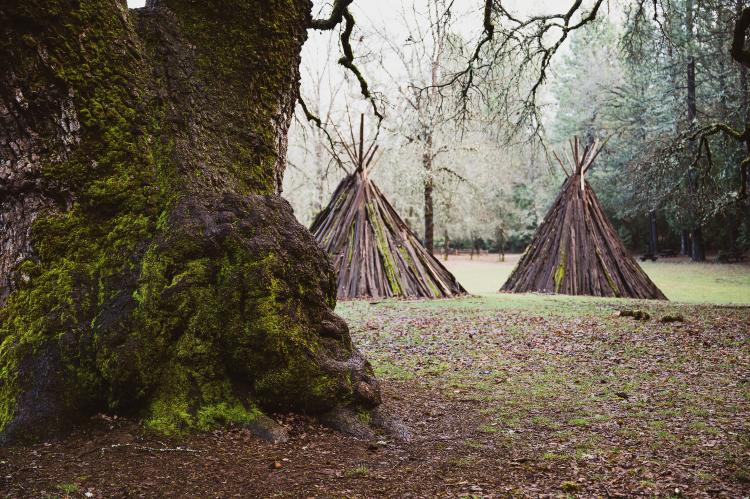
[197, 403, 261, 430]
[554, 263, 565, 294]
[397, 245, 439, 296]
[367, 202, 401, 295]
[356, 407, 372, 424]
[345, 465, 369, 478]
[595, 248, 620, 297]
[560, 480, 580, 492]
[0, 0, 182, 432]
[1, 0, 354, 440]
[554, 243, 567, 293]
[0, 337, 18, 432]
[347, 225, 355, 264]
[161, 0, 306, 194]
[144, 365, 262, 435]
[125, 243, 347, 432]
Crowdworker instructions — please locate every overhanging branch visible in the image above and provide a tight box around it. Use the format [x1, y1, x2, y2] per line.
[305, 2, 383, 130]
[338, 9, 384, 122]
[423, 0, 604, 140]
[308, 0, 354, 30]
[296, 94, 348, 174]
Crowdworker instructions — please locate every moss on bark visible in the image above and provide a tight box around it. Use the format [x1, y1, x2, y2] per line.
[0, 0, 381, 443]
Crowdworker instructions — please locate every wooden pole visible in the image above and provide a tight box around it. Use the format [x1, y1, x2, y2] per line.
[359, 113, 365, 168]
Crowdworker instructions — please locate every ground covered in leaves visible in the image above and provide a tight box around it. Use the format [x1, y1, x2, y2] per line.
[2, 292, 750, 497]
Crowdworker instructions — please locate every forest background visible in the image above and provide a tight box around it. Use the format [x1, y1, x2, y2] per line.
[281, 0, 750, 258]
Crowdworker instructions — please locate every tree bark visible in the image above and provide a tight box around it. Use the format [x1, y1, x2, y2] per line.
[495, 226, 505, 262]
[680, 230, 691, 256]
[423, 133, 434, 254]
[0, 0, 381, 444]
[421, 22, 443, 257]
[443, 228, 450, 261]
[686, 0, 706, 261]
[649, 210, 658, 256]
[737, 0, 750, 241]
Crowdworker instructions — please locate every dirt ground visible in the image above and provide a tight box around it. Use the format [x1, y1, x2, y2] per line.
[2, 291, 749, 497]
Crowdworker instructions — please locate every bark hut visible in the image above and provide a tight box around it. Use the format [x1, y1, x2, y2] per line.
[501, 138, 667, 300]
[310, 116, 465, 300]
[0, 0, 383, 444]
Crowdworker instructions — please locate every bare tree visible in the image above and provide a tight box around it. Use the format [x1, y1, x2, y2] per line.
[374, 0, 461, 253]
[286, 32, 349, 224]
[426, 0, 606, 141]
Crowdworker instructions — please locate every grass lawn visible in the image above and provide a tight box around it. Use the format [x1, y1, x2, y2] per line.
[443, 253, 750, 304]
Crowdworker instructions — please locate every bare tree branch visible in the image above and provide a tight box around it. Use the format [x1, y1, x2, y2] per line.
[338, 8, 384, 122]
[420, 0, 605, 143]
[308, 0, 354, 30]
[303, 1, 383, 147]
[296, 94, 349, 172]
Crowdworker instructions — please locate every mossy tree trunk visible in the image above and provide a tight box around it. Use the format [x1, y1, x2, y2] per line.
[0, 0, 381, 443]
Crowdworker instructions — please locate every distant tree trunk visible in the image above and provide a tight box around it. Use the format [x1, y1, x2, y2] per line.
[443, 228, 450, 261]
[691, 227, 705, 260]
[421, 24, 444, 257]
[423, 133, 434, 254]
[469, 232, 479, 260]
[313, 136, 327, 217]
[686, 0, 706, 261]
[680, 230, 692, 256]
[0, 0, 380, 444]
[727, 210, 739, 249]
[666, 20, 688, 254]
[495, 226, 506, 262]
[649, 210, 658, 256]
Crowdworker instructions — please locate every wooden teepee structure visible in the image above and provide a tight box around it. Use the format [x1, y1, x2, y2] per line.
[501, 137, 667, 300]
[310, 115, 466, 299]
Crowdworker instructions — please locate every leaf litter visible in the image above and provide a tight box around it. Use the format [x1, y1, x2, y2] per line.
[1, 295, 749, 497]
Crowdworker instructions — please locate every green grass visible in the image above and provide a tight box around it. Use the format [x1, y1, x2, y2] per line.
[57, 483, 80, 494]
[442, 255, 750, 305]
[342, 293, 681, 322]
[344, 465, 369, 478]
[442, 256, 513, 294]
[639, 261, 750, 304]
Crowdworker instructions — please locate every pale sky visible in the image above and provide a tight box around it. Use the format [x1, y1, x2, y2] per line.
[299, 0, 618, 117]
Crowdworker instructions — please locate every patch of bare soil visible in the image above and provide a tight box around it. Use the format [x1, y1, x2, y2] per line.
[0, 384, 531, 498]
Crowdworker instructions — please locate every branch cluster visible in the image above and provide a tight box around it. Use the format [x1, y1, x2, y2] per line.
[305, 0, 383, 126]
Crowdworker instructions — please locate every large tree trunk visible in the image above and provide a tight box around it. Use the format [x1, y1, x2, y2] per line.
[686, 0, 706, 261]
[738, 0, 750, 243]
[0, 0, 382, 444]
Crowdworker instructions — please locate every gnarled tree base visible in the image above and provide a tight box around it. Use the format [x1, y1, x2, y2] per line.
[0, 0, 395, 445]
[1, 194, 385, 444]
